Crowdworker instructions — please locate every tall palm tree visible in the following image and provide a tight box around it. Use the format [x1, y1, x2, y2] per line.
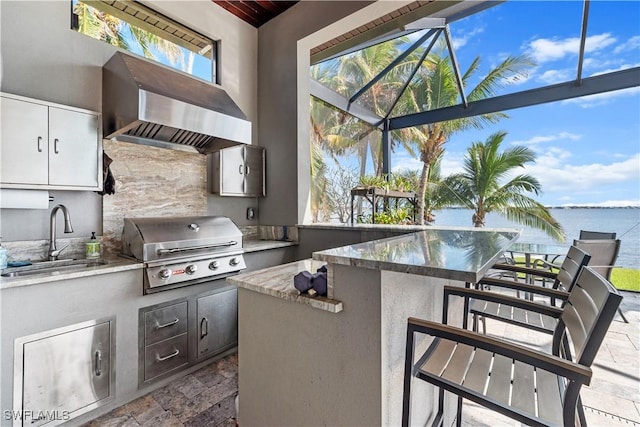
[310, 64, 368, 221]
[394, 47, 536, 224]
[443, 131, 565, 241]
[335, 39, 418, 178]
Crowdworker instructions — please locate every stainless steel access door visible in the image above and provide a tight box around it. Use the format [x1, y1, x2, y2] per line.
[196, 287, 238, 360]
[15, 318, 114, 426]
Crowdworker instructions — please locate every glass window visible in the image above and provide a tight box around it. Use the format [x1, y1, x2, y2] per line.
[71, 0, 217, 83]
[310, 96, 381, 223]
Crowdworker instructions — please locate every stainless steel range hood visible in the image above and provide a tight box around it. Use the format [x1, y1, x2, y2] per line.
[102, 52, 251, 154]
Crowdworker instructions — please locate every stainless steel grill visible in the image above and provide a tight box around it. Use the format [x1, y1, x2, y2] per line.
[122, 216, 246, 294]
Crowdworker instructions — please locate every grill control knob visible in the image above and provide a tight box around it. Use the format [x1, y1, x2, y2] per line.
[158, 268, 172, 280]
[229, 257, 240, 267]
[186, 264, 198, 275]
[208, 261, 220, 270]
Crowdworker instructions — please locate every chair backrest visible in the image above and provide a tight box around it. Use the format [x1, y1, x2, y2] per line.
[553, 266, 622, 366]
[579, 230, 617, 240]
[573, 239, 621, 281]
[554, 245, 591, 291]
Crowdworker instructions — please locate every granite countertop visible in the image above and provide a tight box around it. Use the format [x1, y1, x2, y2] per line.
[243, 239, 298, 253]
[313, 227, 520, 283]
[228, 259, 343, 313]
[0, 241, 295, 291]
[0, 257, 142, 290]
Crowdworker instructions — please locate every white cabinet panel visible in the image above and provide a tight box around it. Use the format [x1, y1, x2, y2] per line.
[0, 93, 102, 191]
[0, 97, 49, 185]
[48, 107, 100, 187]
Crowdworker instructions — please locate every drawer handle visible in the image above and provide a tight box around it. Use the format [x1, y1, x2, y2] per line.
[238, 164, 244, 175]
[155, 318, 179, 329]
[54, 138, 60, 154]
[200, 317, 209, 339]
[37, 136, 43, 153]
[156, 348, 180, 362]
[245, 165, 251, 175]
[94, 350, 102, 376]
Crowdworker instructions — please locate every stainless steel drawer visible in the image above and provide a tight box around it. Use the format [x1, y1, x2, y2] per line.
[144, 301, 187, 346]
[144, 333, 188, 381]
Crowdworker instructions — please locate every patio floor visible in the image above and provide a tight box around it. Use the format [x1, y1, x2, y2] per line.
[85, 291, 639, 427]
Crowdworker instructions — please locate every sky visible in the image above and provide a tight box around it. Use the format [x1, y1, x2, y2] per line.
[386, 1, 640, 207]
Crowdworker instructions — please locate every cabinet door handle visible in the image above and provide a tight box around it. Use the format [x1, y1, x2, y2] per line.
[155, 318, 179, 329]
[54, 138, 60, 154]
[245, 165, 251, 175]
[94, 350, 102, 376]
[238, 164, 244, 175]
[156, 348, 180, 362]
[37, 136, 43, 153]
[200, 317, 209, 339]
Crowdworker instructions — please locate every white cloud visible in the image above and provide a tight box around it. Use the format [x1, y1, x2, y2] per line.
[510, 133, 581, 147]
[537, 68, 572, 85]
[526, 33, 616, 63]
[451, 26, 484, 50]
[525, 153, 640, 193]
[613, 35, 640, 54]
[561, 86, 640, 108]
[391, 156, 423, 173]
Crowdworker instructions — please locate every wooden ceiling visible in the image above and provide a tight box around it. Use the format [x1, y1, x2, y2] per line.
[211, 1, 299, 27]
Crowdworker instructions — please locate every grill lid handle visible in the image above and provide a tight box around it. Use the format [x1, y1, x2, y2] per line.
[156, 241, 238, 256]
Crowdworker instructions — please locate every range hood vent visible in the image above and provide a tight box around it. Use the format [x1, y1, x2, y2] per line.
[102, 52, 251, 154]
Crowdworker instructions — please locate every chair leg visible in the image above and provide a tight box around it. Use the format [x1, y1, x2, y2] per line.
[618, 307, 629, 323]
[402, 328, 415, 427]
[456, 395, 463, 427]
[430, 389, 445, 427]
[577, 395, 587, 427]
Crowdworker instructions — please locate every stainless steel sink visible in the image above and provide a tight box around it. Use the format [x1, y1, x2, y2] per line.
[1, 259, 109, 277]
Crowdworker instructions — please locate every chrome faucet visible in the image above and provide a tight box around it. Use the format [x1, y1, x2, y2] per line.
[49, 204, 74, 261]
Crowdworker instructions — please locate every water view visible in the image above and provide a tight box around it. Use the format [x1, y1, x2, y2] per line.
[432, 207, 640, 269]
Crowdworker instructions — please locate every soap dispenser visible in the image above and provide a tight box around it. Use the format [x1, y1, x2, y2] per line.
[0, 237, 7, 269]
[86, 232, 101, 259]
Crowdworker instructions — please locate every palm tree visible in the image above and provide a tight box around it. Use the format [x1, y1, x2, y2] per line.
[443, 131, 565, 241]
[394, 47, 536, 224]
[73, 1, 184, 69]
[310, 64, 369, 221]
[335, 39, 418, 178]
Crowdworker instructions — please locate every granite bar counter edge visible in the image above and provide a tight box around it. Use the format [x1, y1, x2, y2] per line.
[227, 259, 343, 313]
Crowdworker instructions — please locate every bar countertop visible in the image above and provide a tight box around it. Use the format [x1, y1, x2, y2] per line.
[312, 227, 520, 283]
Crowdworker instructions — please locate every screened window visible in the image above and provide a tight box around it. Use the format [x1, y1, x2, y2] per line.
[71, 0, 218, 83]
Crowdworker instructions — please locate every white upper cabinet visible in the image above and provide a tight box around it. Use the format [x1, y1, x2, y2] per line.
[0, 93, 102, 191]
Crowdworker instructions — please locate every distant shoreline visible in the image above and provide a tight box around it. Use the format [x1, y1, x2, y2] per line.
[546, 206, 640, 209]
[445, 206, 640, 210]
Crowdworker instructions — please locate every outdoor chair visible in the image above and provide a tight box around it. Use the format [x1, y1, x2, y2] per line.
[471, 245, 590, 333]
[533, 236, 624, 323]
[579, 230, 617, 240]
[576, 237, 626, 323]
[402, 266, 623, 427]
[471, 240, 620, 334]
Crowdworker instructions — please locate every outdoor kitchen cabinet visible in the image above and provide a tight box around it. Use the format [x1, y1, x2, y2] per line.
[196, 287, 238, 360]
[139, 300, 189, 386]
[208, 145, 265, 197]
[0, 93, 102, 190]
[14, 318, 115, 426]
